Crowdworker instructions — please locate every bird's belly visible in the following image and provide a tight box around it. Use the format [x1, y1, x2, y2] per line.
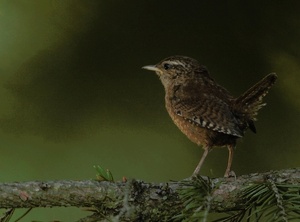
[167, 109, 210, 147]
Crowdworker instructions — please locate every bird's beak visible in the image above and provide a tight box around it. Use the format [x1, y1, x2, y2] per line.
[142, 65, 160, 72]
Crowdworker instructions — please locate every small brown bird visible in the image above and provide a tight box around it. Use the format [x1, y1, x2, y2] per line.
[143, 56, 277, 177]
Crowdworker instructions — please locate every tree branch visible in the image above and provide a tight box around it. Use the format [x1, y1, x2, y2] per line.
[1, 168, 299, 221]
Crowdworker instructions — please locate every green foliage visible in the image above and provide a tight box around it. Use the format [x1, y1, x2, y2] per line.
[175, 176, 300, 222]
[94, 165, 114, 182]
[218, 176, 300, 222]
[0, 209, 32, 222]
[0, 209, 14, 222]
[174, 176, 213, 222]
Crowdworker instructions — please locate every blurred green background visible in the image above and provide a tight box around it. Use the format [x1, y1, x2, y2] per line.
[0, 0, 300, 220]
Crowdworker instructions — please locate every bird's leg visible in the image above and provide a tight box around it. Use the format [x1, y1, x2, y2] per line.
[224, 145, 234, 177]
[192, 147, 211, 176]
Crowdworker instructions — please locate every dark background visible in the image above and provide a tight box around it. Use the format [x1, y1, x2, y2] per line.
[0, 1, 299, 220]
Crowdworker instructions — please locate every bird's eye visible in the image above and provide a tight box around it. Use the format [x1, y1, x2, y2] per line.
[163, 63, 172, 70]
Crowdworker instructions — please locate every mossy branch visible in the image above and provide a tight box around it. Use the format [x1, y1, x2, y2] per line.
[0, 168, 300, 221]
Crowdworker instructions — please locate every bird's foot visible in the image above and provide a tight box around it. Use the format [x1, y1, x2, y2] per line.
[224, 170, 236, 179]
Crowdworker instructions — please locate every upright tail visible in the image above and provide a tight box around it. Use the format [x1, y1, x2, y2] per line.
[233, 73, 277, 132]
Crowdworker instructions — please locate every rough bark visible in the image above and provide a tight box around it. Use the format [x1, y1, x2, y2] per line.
[0, 168, 299, 221]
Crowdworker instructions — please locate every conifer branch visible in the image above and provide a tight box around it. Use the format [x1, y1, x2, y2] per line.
[0, 168, 299, 221]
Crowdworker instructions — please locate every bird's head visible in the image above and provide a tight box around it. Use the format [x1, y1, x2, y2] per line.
[143, 55, 209, 88]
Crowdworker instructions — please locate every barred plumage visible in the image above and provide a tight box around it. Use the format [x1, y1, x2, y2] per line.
[143, 55, 277, 177]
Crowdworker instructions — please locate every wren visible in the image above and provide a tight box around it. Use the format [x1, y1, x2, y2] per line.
[143, 55, 277, 177]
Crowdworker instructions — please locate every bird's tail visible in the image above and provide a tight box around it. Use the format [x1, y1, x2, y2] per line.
[233, 73, 277, 132]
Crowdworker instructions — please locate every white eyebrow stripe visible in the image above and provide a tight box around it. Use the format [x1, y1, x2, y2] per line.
[166, 61, 185, 66]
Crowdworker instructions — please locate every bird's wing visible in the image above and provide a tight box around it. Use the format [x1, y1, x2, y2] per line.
[171, 93, 244, 137]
